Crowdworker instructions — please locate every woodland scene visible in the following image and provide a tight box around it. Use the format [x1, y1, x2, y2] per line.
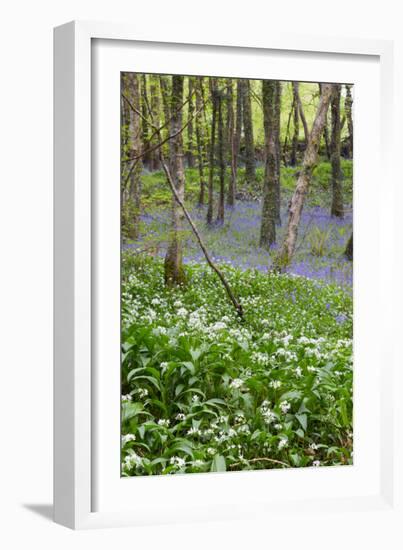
[120, 73, 353, 476]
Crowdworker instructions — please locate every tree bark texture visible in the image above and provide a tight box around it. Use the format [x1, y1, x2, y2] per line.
[195, 77, 206, 206]
[164, 75, 186, 286]
[242, 79, 256, 186]
[330, 84, 344, 218]
[207, 78, 217, 225]
[290, 82, 300, 166]
[277, 83, 334, 268]
[260, 80, 277, 248]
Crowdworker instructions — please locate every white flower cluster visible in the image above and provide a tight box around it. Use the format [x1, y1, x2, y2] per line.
[279, 400, 291, 414]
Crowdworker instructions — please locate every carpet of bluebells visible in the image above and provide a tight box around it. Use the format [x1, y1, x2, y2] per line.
[121, 255, 353, 476]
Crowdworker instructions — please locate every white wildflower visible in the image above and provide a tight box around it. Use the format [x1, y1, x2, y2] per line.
[121, 433, 136, 445]
[230, 378, 244, 389]
[122, 394, 132, 402]
[278, 438, 288, 450]
[170, 456, 186, 468]
[313, 460, 321, 467]
[269, 380, 282, 389]
[280, 400, 291, 414]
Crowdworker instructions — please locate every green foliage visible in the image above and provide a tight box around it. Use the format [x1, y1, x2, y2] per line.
[308, 226, 333, 257]
[121, 255, 353, 476]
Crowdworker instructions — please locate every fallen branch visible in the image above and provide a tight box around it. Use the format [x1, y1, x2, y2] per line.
[159, 156, 244, 319]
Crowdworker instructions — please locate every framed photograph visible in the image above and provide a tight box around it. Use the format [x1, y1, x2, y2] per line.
[54, 21, 400, 532]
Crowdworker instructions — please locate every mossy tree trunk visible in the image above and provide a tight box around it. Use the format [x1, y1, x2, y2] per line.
[242, 79, 256, 186]
[141, 75, 152, 169]
[290, 82, 300, 166]
[277, 83, 334, 268]
[345, 84, 353, 159]
[330, 84, 344, 218]
[149, 75, 161, 171]
[274, 81, 282, 224]
[207, 77, 218, 225]
[226, 78, 236, 208]
[186, 77, 195, 168]
[216, 84, 226, 225]
[260, 80, 278, 248]
[127, 73, 142, 239]
[195, 77, 206, 206]
[164, 75, 186, 286]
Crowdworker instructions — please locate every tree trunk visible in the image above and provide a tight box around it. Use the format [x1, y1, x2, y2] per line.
[242, 79, 256, 186]
[216, 85, 225, 225]
[195, 77, 206, 206]
[330, 84, 344, 218]
[164, 76, 186, 286]
[149, 75, 161, 171]
[345, 84, 353, 158]
[207, 78, 217, 225]
[186, 77, 195, 168]
[277, 83, 334, 268]
[140, 74, 151, 168]
[226, 78, 236, 208]
[127, 73, 142, 239]
[319, 83, 331, 160]
[345, 233, 353, 261]
[159, 75, 171, 158]
[274, 81, 282, 224]
[260, 80, 277, 248]
[290, 82, 300, 166]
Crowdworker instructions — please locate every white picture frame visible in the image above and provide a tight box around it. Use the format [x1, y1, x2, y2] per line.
[54, 20, 401, 533]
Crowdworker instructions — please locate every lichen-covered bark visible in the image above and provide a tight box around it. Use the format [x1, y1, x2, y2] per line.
[216, 84, 226, 225]
[186, 77, 195, 168]
[277, 83, 334, 268]
[260, 80, 277, 248]
[290, 82, 300, 166]
[149, 75, 161, 171]
[207, 78, 217, 225]
[345, 84, 353, 158]
[226, 78, 236, 208]
[164, 75, 186, 286]
[242, 79, 256, 186]
[274, 81, 282, 224]
[140, 75, 151, 168]
[127, 73, 142, 239]
[195, 77, 206, 206]
[330, 84, 344, 218]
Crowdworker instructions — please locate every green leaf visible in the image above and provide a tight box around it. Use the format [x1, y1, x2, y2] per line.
[211, 454, 226, 472]
[296, 413, 308, 431]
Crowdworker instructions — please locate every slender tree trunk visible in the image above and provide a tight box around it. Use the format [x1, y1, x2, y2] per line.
[140, 75, 151, 169]
[260, 80, 277, 248]
[195, 77, 206, 206]
[159, 75, 171, 158]
[290, 82, 300, 166]
[319, 83, 331, 160]
[283, 83, 295, 166]
[345, 84, 353, 158]
[345, 233, 353, 261]
[149, 75, 161, 171]
[242, 79, 256, 186]
[330, 84, 344, 218]
[276, 83, 334, 268]
[127, 73, 142, 239]
[186, 77, 195, 168]
[207, 78, 217, 225]
[226, 78, 236, 208]
[274, 81, 282, 224]
[164, 76, 186, 286]
[216, 86, 225, 225]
